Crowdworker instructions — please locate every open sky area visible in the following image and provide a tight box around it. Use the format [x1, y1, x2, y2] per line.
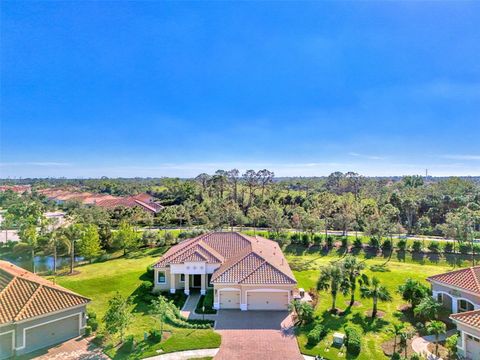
[1, 1, 479, 178]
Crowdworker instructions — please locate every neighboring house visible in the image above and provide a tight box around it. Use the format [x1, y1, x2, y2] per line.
[153, 232, 297, 311]
[427, 266, 480, 360]
[0, 261, 90, 359]
[450, 310, 480, 360]
[39, 188, 163, 214]
[427, 266, 480, 314]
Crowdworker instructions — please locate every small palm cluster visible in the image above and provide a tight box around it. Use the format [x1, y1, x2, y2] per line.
[316, 255, 392, 318]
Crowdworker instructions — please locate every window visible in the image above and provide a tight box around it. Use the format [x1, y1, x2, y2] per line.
[437, 293, 443, 303]
[207, 274, 213, 287]
[157, 271, 166, 284]
[180, 274, 185, 282]
[459, 299, 474, 312]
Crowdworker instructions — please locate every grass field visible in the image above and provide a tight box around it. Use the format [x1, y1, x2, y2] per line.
[54, 248, 220, 359]
[284, 247, 453, 360]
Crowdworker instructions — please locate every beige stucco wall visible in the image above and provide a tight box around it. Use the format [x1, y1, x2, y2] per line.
[153, 268, 186, 292]
[213, 283, 295, 309]
[431, 282, 480, 307]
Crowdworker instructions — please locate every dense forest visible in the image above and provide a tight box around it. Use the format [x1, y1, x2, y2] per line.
[2, 171, 480, 239]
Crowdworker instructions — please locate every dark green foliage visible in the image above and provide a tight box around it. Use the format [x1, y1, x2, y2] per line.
[427, 242, 440, 253]
[381, 239, 392, 250]
[391, 352, 401, 360]
[87, 310, 99, 331]
[307, 323, 326, 345]
[443, 242, 454, 253]
[353, 238, 363, 248]
[412, 240, 422, 252]
[396, 239, 407, 250]
[369, 237, 380, 249]
[196, 289, 216, 314]
[344, 325, 362, 355]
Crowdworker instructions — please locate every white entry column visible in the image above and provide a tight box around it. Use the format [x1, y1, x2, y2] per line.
[170, 272, 176, 293]
[184, 274, 190, 295]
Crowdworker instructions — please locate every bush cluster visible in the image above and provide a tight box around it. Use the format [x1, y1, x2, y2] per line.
[307, 323, 326, 345]
[344, 325, 362, 355]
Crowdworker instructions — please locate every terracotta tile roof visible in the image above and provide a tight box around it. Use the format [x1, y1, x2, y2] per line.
[450, 309, 480, 329]
[155, 232, 296, 285]
[0, 261, 90, 325]
[427, 266, 480, 294]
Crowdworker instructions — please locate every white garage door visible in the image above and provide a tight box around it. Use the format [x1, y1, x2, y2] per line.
[466, 335, 480, 360]
[0, 332, 13, 360]
[25, 314, 80, 353]
[247, 291, 289, 310]
[219, 290, 240, 309]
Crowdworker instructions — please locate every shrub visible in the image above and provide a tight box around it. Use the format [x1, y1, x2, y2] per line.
[87, 310, 99, 331]
[149, 329, 162, 341]
[291, 233, 301, 244]
[397, 239, 407, 251]
[353, 238, 363, 248]
[459, 243, 472, 254]
[381, 239, 392, 251]
[391, 352, 401, 360]
[369, 237, 380, 249]
[410, 354, 425, 360]
[344, 325, 362, 355]
[313, 234, 322, 245]
[84, 325, 92, 336]
[443, 242, 454, 253]
[427, 242, 440, 253]
[326, 236, 333, 247]
[412, 240, 422, 252]
[307, 323, 326, 345]
[122, 335, 135, 352]
[341, 237, 348, 248]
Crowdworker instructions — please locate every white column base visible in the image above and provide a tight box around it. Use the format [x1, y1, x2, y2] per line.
[213, 302, 219, 310]
[184, 289, 190, 295]
[200, 289, 206, 295]
[170, 288, 176, 294]
[240, 303, 248, 311]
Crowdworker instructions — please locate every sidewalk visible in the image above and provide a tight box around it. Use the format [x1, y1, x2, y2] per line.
[181, 292, 217, 321]
[411, 329, 456, 360]
[143, 348, 219, 360]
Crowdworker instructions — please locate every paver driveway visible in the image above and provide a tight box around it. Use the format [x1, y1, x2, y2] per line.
[214, 310, 303, 360]
[19, 336, 108, 360]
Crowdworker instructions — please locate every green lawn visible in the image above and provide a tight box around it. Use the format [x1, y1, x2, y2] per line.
[285, 248, 454, 360]
[54, 248, 220, 359]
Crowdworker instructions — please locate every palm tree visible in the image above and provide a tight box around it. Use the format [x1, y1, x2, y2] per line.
[426, 320, 446, 357]
[359, 274, 392, 318]
[17, 223, 38, 273]
[388, 322, 405, 354]
[398, 278, 429, 310]
[342, 255, 365, 307]
[61, 224, 82, 274]
[400, 327, 415, 358]
[414, 296, 441, 321]
[317, 264, 344, 313]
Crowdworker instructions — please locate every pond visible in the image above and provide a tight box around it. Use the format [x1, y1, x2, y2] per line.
[1, 254, 84, 273]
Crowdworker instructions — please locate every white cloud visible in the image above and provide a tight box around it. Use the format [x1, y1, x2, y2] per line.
[441, 155, 480, 161]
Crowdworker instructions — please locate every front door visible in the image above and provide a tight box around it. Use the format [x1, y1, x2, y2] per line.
[193, 274, 201, 288]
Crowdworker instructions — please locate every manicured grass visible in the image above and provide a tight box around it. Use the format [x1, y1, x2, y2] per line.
[196, 289, 217, 314]
[285, 249, 454, 360]
[54, 247, 220, 359]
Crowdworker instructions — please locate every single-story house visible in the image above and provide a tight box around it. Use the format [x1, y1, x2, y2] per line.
[153, 232, 297, 311]
[450, 310, 480, 360]
[427, 266, 480, 314]
[0, 261, 90, 359]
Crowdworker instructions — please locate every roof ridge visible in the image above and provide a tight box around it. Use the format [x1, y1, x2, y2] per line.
[197, 240, 224, 262]
[0, 269, 15, 296]
[240, 259, 297, 284]
[211, 249, 253, 281]
[14, 283, 43, 321]
[471, 267, 480, 293]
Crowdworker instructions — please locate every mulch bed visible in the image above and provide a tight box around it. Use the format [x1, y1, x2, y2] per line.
[397, 303, 411, 312]
[364, 310, 386, 318]
[427, 342, 449, 359]
[381, 336, 416, 357]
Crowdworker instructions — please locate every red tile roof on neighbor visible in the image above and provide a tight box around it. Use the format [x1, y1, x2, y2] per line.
[155, 232, 296, 285]
[450, 309, 480, 329]
[0, 261, 90, 325]
[39, 188, 163, 213]
[427, 266, 480, 295]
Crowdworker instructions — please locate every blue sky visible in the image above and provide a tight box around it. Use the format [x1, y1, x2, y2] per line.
[1, 1, 480, 178]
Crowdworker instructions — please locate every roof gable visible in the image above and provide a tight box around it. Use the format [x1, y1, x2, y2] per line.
[0, 261, 90, 325]
[450, 309, 480, 328]
[427, 266, 480, 294]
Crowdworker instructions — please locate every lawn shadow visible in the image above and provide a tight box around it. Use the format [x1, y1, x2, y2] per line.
[350, 312, 389, 333]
